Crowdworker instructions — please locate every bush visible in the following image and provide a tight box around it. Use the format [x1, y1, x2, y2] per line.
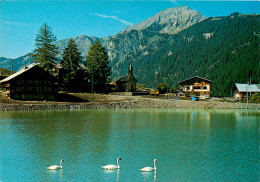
[157, 83, 168, 94]
[137, 84, 146, 91]
[249, 92, 260, 103]
[0, 92, 13, 103]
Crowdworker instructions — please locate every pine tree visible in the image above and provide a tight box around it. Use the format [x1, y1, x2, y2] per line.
[60, 39, 83, 91]
[85, 41, 111, 93]
[32, 23, 58, 73]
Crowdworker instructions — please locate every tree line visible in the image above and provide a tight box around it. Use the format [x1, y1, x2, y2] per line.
[32, 23, 110, 93]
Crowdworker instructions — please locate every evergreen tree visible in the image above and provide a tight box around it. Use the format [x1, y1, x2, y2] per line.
[85, 41, 111, 93]
[60, 39, 83, 91]
[32, 23, 58, 73]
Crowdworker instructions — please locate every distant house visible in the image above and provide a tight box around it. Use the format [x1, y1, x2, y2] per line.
[234, 83, 260, 100]
[0, 64, 57, 101]
[115, 63, 137, 92]
[178, 76, 213, 98]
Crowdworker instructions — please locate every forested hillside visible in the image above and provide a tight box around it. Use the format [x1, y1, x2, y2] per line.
[131, 13, 259, 97]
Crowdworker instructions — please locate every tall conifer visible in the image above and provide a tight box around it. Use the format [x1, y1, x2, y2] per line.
[32, 23, 58, 73]
[60, 39, 83, 91]
[85, 41, 111, 93]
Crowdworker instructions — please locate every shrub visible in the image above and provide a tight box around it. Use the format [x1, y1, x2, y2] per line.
[157, 83, 168, 94]
[249, 92, 260, 103]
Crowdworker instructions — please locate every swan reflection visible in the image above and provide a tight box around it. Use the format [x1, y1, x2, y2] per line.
[116, 169, 120, 182]
[154, 170, 157, 181]
[102, 168, 120, 181]
[141, 170, 157, 181]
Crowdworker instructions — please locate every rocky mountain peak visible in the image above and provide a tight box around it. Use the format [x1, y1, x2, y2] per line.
[55, 35, 101, 57]
[1, 6, 206, 71]
[121, 6, 206, 34]
[48, 6, 206, 58]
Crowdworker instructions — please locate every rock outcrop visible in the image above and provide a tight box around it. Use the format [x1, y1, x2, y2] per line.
[121, 6, 205, 34]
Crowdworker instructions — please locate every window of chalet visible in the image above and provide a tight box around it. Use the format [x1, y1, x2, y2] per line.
[44, 87, 47, 92]
[48, 87, 51, 91]
[17, 80, 20, 84]
[203, 86, 207, 89]
[17, 87, 20, 91]
[21, 80, 24, 84]
[48, 81, 51, 85]
[44, 81, 47, 85]
[193, 86, 201, 89]
[21, 87, 25, 91]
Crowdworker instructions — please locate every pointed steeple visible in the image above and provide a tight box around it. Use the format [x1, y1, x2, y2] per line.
[128, 61, 133, 77]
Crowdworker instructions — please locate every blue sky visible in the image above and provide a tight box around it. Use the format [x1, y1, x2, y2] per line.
[0, 0, 259, 59]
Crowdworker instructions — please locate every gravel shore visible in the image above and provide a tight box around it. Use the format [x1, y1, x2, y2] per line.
[0, 95, 259, 111]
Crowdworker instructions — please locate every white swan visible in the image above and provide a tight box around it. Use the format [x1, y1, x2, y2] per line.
[47, 159, 64, 170]
[140, 159, 158, 172]
[101, 157, 122, 170]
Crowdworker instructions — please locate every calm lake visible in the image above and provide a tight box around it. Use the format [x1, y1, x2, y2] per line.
[0, 109, 259, 181]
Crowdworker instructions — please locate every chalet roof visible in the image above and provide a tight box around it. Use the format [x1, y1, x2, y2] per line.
[116, 75, 137, 83]
[178, 76, 213, 85]
[0, 63, 56, 83]
[0, 64, 39, 83]
[235, 83, 260, 92]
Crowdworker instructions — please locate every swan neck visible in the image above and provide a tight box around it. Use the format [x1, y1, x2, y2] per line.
[60, 160, 63, 167]
[154, 160, 157, 170]
[117, 158, 120, 168]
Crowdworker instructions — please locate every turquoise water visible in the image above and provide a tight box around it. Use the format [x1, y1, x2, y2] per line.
[0, 109, 259, 181]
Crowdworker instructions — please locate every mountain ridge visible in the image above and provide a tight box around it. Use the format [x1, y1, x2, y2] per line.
[0, 6, 204, 69]
[121, 6, 205, 34]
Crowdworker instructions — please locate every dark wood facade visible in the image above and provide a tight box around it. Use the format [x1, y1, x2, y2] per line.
[0, 64, 56, 101]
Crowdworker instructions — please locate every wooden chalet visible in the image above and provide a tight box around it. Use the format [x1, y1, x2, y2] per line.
[115, 63, 137, 92]
[234, 83, 260, 100]
[0, 64, 57, 101]
[178, 76, 213, 98]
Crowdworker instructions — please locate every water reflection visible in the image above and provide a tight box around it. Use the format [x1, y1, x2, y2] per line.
[0, 109, 259, 182]
[101, 169, 120, 181]
[47, 169, 63, 182]
[117, 169, 120, 182]
[140, 170, 157, 181]
[154, 170, 157, 181]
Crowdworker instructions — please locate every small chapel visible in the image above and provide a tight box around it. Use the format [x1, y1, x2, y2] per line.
[115, 62, 138, 92]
